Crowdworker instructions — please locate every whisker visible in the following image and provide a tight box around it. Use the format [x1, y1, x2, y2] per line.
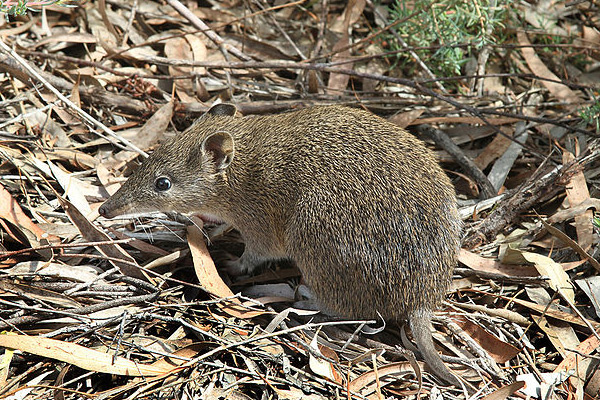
[133, 216, 152, 243]
[183, 214, 212, 245]
[154, 217, 186, 243]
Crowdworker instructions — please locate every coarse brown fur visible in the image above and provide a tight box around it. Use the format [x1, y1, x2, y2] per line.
[99, 104, 463, 385]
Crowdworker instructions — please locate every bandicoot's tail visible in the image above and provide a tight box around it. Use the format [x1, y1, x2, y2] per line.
[409, 309, 461, 386]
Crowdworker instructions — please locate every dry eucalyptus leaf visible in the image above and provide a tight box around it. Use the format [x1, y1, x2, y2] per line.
[533, 311, 580, 358]
[25, 109, 70, 147]
[388, 109, 425, 129]
[453, 316, 521, 363]
[459, 249, 538, 277]
[517, 31, 580, 104]
[0, 182, 56, 243]
[130, 97, 174, 150]
[164, 36, 198, 103]
[503, 247, 575, 303]
[563, 150, 594, 251]
[187, 216, 264, 319]
[481, 382, 525, 400]
[28, 156, 93, 216]
[0, 334, 171, 376]
[8, 260, 104, 283]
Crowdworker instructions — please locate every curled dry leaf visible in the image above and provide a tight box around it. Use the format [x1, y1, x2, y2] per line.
[548, 198, 600, 225]
[538, 217, 600, 273]
[0, 182, 58, 245]
[0, 18, 35, 38]
[575, 276, 600, 316]
[533, 315, 579, 359]
[308, 333, 341, 383]
[348, 361, 420, 397]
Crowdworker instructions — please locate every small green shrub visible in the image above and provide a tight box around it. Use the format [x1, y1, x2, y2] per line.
[1, 0, 78, 20]
[387, 0, 511, 77]
[580, 99, 600, 134]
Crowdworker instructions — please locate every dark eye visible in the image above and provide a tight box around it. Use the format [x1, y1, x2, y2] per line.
[154, 177, 172, 192]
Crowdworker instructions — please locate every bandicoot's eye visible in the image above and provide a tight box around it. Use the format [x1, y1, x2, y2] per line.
[154, 177, 172, 192]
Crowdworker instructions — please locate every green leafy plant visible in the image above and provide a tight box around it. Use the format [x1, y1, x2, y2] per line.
[580, 99, 600, 134]
[387, 0, 511, 77]
[1, 0, 78, 20]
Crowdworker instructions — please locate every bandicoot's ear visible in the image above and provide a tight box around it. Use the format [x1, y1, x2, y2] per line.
[201, 131, 235, 170]
[206, 103, 237, 117]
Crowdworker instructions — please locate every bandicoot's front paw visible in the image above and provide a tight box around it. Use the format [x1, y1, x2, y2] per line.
[223, 252, 264, 276]
[223, 257, 250, 276]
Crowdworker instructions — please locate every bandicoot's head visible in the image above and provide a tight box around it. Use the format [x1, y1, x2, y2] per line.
[98, 104, 236, 219]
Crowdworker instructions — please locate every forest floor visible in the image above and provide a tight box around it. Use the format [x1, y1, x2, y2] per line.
[0, 0, 599, 399]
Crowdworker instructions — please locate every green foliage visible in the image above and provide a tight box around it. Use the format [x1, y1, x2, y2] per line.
[387, 0, 511, 77]
[1, 0, 28, 16]
[593, 214, 600, 230]
[580, 99, 600, 134]
[0, 0, 78, 20]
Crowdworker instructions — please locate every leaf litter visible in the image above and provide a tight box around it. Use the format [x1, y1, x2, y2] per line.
[0, 0, 599, 399]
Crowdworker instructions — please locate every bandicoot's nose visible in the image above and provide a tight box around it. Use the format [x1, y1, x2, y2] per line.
[98, 203, 109, 217]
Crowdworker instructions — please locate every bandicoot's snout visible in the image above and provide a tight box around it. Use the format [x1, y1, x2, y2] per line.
[98, 201, 115, 218]
[98, 193, 131, 219]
